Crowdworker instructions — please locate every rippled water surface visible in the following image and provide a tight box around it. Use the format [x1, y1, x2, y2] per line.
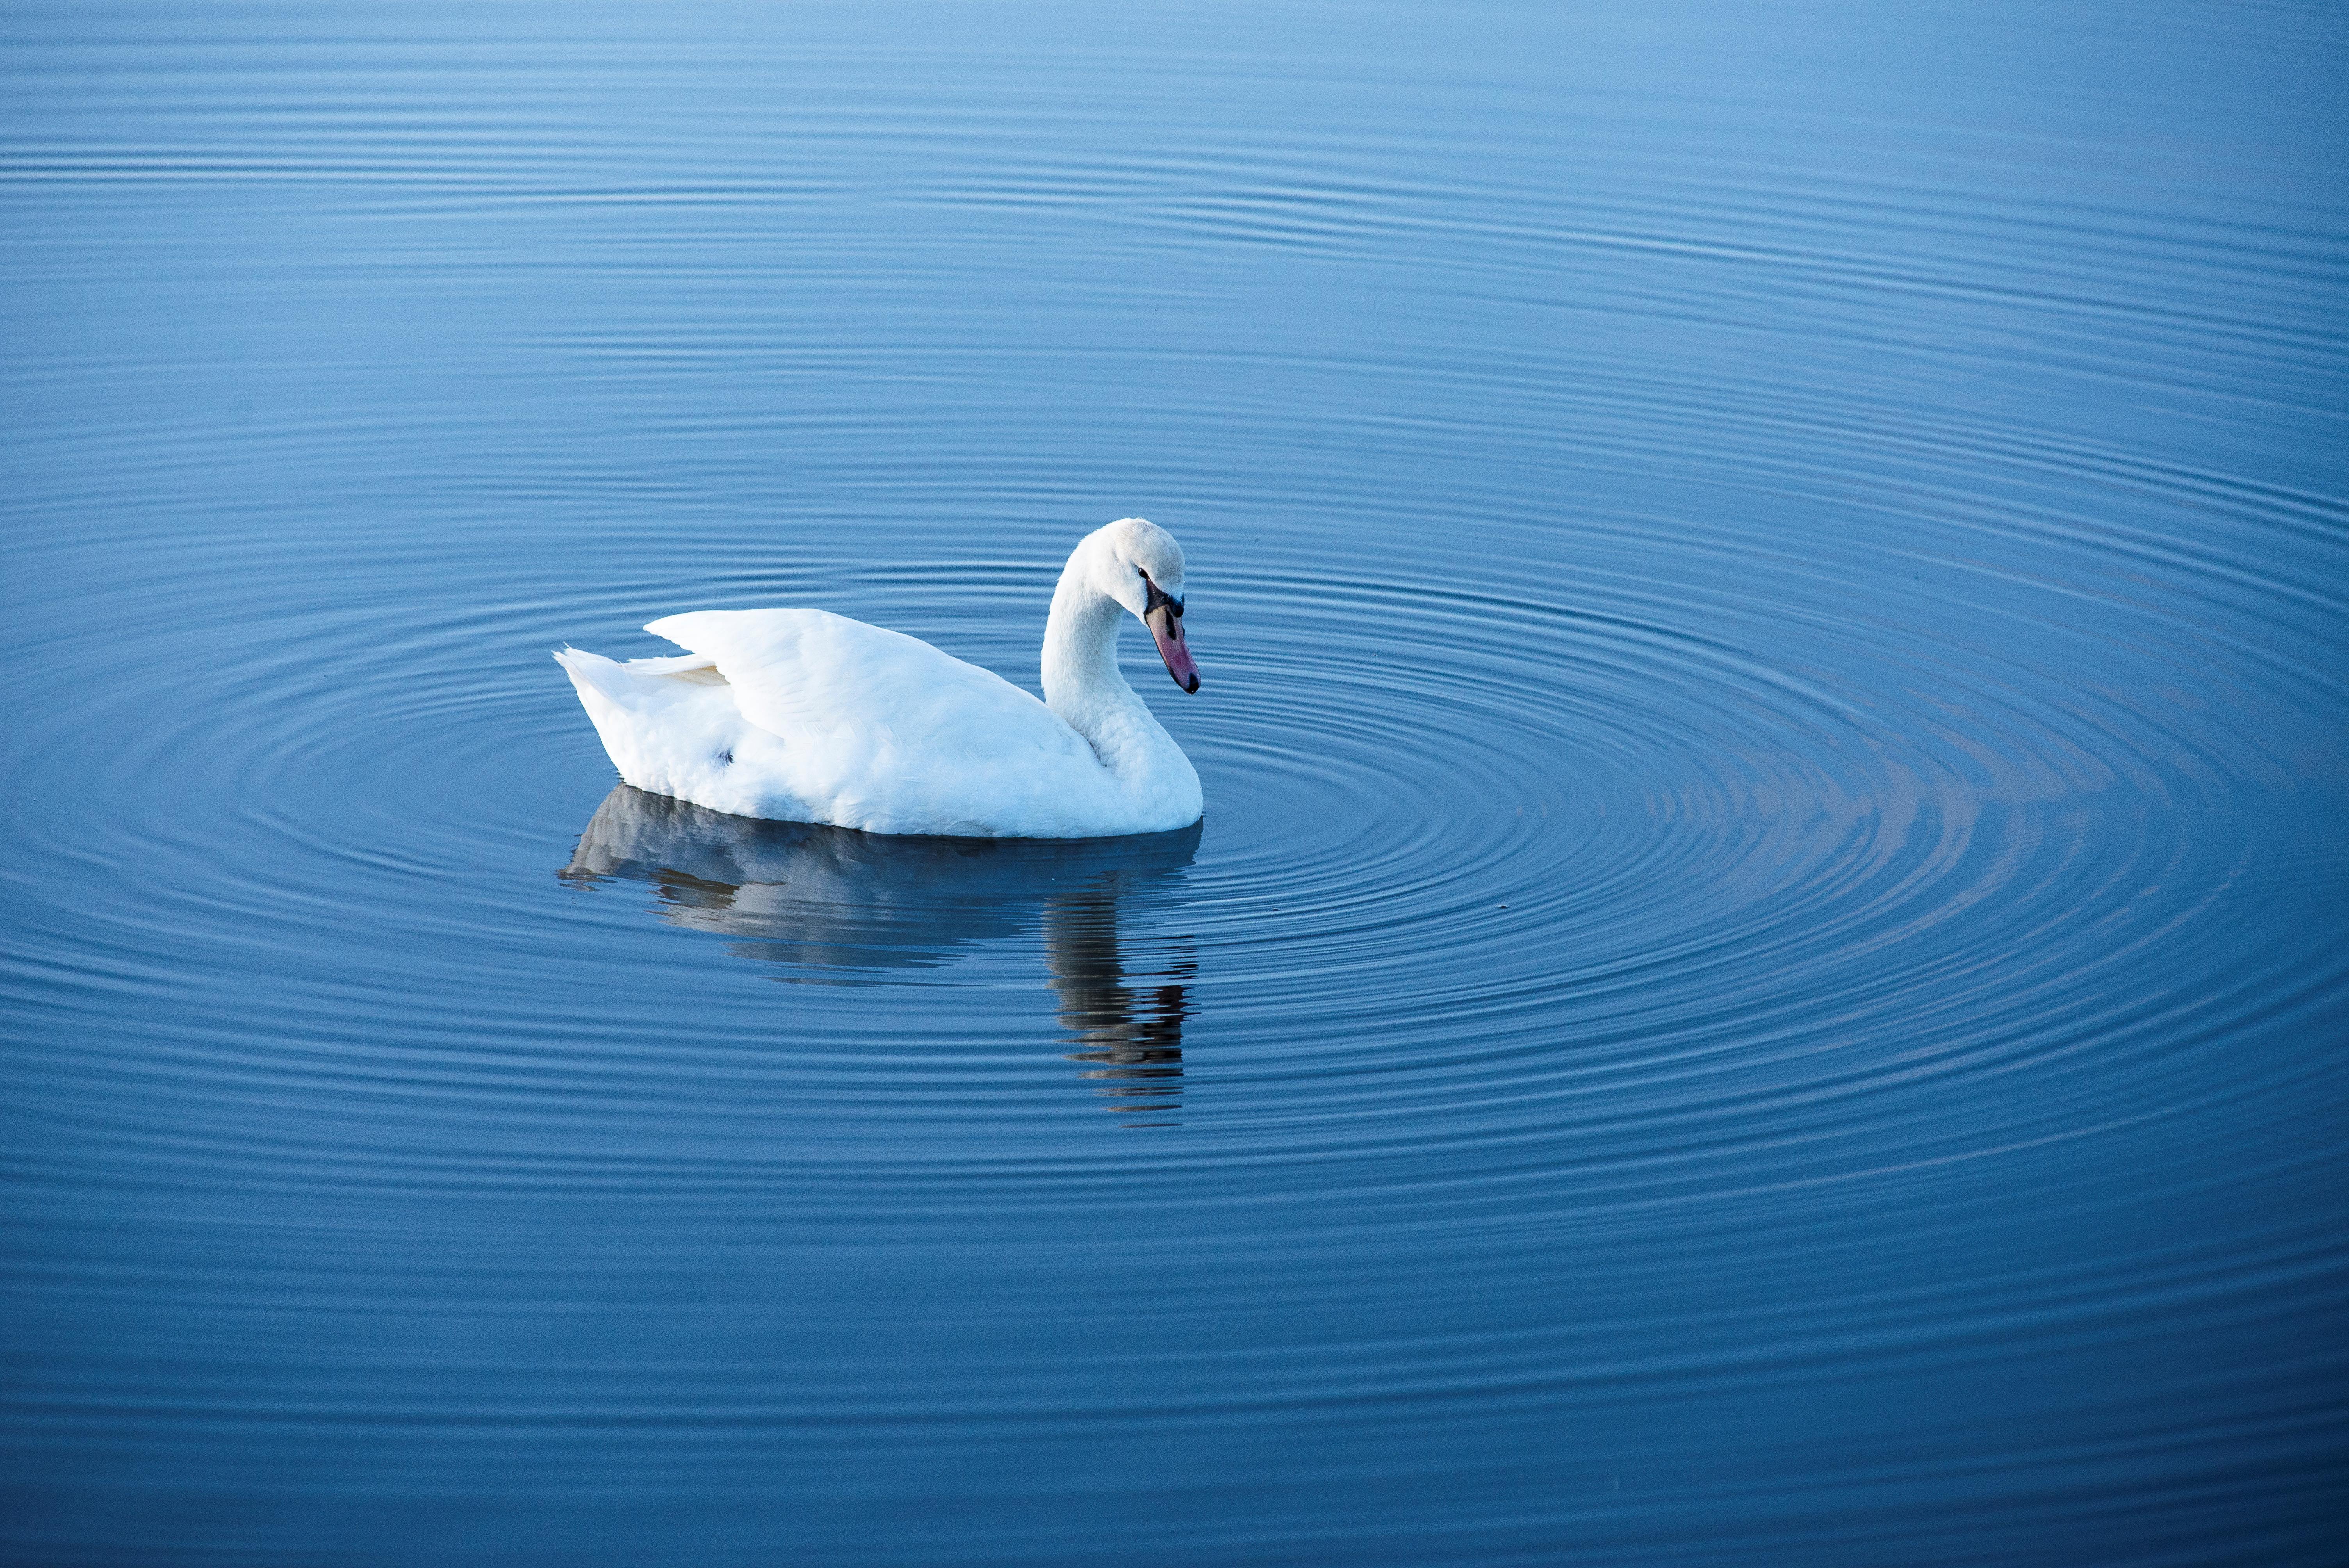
[5, 3, 2347, 1563]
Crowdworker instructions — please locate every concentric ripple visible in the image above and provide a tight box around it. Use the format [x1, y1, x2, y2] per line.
[4, 2, 2347, 1564]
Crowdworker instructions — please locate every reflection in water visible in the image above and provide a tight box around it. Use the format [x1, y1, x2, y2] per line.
[562, 786, 1200, 1120]
[1046, 889, 1194, 1121]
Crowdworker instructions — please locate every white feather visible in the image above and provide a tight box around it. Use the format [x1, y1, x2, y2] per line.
[555, 518, 1205, 838]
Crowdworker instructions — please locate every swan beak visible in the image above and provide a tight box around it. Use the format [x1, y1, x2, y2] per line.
[1146, 603, 1200, 693]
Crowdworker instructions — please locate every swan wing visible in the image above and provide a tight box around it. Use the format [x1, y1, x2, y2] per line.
[643, 608, 1109, 835]
[646, 608, 1087, 759]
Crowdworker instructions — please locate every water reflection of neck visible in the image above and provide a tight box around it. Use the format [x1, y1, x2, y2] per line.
[1045, 883, 1190, 1121]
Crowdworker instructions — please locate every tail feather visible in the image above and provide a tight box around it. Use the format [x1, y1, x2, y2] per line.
[554, 647, 726, 703]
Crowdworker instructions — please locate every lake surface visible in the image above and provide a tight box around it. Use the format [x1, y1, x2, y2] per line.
[4, 2, 2345, 1562]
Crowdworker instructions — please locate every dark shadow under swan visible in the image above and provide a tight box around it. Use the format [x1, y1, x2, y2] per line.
[561, 785, 1201, 1120]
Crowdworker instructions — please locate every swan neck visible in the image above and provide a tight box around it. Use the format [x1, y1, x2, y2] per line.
[1041, 544, 1176, 779]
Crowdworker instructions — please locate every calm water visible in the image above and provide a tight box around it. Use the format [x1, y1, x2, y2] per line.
[5, 3, 2347, 1563]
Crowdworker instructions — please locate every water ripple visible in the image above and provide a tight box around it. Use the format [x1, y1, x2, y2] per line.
[4, 1, 2346, 1563]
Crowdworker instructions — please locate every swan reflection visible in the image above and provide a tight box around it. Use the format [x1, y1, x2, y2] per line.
[562, 786, 1199, 1121]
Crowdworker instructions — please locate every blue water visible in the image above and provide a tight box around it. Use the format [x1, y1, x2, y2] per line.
[5, 3, 2347, 1563]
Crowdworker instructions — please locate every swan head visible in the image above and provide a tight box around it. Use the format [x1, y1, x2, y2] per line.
[1091, 517, 1200, 694]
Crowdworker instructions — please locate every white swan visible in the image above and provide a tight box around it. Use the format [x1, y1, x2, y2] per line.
[555, 517, 1204, 838]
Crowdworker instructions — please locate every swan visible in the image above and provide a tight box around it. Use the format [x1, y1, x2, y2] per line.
[555, 517, 1204, 838]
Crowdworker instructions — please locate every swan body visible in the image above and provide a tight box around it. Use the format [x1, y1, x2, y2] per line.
[556, 517, 1203, 838]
